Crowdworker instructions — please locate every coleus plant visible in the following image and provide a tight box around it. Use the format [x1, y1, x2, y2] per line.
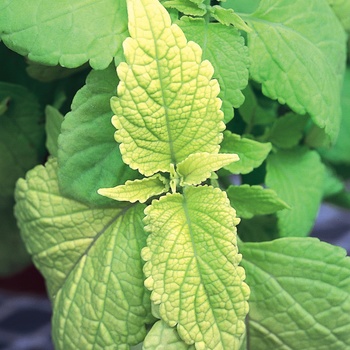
[1, 0, 350, 349]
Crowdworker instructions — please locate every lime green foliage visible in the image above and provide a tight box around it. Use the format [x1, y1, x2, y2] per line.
[0, 0, 128, 69]
[4, 0, 350, 348]
[111, 0, 225, 176]
[176, 152, 239, 186]
[58, 65, 139, 206]
[267, 113, 308, 149]
[232, 0, 346, 141]
[179, 17, 249, 123]
[143, 186, 249, 349]
[45, 106, 64, 157]
[220, 131, 272, 174]
[241, 238, 350, 349]
[15, 159, 152, 349]
[321, 68, 350, 163]
[266, 147, 325, 237]
[143, 320, 195, 350]
[98, 175, 169, 203]
[227, 184, 289, 219]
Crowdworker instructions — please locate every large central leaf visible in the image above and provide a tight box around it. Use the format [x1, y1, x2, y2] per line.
[142, 185, 249, 349]
[112, 0, 225, 176]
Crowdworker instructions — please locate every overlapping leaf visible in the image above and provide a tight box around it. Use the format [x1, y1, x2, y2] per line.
[0, 0, 128, 69]
[179, 17, 249, 122]
[240, 237, 350, 349]
[234, 0, 346, 141]
[45, 106, 63, 157]
[328, 0, 350, 32]
[112, 0, 224, 176]
[143, 320, 195, 350]
[220, 131, 272, 174]
[58, 65, 139, 206]
[142, 185, 249, 349]
[15, 159, 152, 349]
[266, 147, 325, 237]
[227, 184, 289, 219]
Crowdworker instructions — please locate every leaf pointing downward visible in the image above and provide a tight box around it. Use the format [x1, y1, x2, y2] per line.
[112, 0, 225, 176]
[142, 185, 250, 349]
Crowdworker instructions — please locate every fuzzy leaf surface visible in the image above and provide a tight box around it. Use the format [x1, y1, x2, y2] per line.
[143, 320, 195, 350]
[240, 0, 346, 141]
[15, 159, 151, 349]
[328, 0, 350, 32]
[240, 237, 350, 350]
[58, 65, 139, 206]
[220, 131, 271, 174]
[142, 186, 249, 349]
[227, 184, 289, 219]
[266, 147, 325, 237]
[0, 0, 128, 69]
[179, 17, 249, 123]
[98, 174, 169, 203]
[177, 152, 239, 186]
[112, 0, 224, 176]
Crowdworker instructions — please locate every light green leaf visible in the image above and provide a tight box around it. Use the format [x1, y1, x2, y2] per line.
[222, 0, 260, 14]
[209, 6, 252, 32]
[177, 152, 239, 186]
[266, 147, 325, 237]
[321, 68, 350, 163]
[240, 237, 350, 350]
[15, 159, 151, 349]
[45, 105, 63, 157]
[227, 184, 289, 219]
[112, 0, 224, 176]
[267, 112, 308, 149]
[179, 17, 249, 123]
[98, 174, 169, 203]
[143, 320, 195, 350]
[58, 65, 139, 206]
[220, 131, 272, 174]
[142, 185, 249, 349]
[241, 0, 346, 141]
[327, 0, 350, 32]
[0, 0, 128, 69]
[163, 0, 207, 16]
[323, 166, 344, 198]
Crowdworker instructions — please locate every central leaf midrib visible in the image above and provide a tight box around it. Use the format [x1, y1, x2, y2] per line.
[145, 10, 177, 165]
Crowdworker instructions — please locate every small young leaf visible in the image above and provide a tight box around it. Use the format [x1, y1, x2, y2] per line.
[177, 152, 239, 186]
[0, 0, 128, 69]
[142, 185, 249, 349]
[112, 0, 225, 176]
[179, 17, 249, 123]
[58, 65, 139, 206]
[45, 106, 63, 157]
[209, 5, 252, 33]
[98, 174, 169, 203]
[227, 184, 289, 219]
[240, 237, 350, 350]
[15, 159, 152, 349]
[220, 131, 272, 174]
[163, 0, 207, 16]
[241, 0, 346, 141]
[267, 112, 308, 149]
[143, 320, 195, 350]
[323, 166, 344, 198]
[266, 147, 325, 237]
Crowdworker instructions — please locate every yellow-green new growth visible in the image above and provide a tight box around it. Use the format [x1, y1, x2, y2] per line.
[111, 0, 225, 177]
